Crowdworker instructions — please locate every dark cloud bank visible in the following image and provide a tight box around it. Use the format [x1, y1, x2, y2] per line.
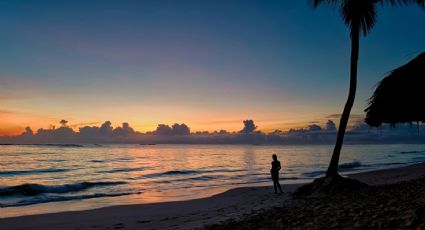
[1, 119, 425, 145]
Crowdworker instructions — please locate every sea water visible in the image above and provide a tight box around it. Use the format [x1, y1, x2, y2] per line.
[1, 144, 425, 217]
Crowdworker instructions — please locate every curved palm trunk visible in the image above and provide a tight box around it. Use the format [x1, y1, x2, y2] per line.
[326, 27, 360, 177]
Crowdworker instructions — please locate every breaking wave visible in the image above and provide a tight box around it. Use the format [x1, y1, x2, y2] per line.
[0, 181, 126, 197]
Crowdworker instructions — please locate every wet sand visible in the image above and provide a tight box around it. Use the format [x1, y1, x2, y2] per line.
[1, 162, 424, 230]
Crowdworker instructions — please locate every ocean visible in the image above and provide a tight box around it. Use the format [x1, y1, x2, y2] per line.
[1, 144, 425, 217]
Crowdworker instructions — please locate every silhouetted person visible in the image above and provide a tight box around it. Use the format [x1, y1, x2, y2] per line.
[270, 154, 283, 194]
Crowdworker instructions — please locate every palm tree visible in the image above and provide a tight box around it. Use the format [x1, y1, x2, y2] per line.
[312, 0, 425, 177]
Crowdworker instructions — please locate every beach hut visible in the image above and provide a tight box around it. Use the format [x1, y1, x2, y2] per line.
[365, 52, 425, 127]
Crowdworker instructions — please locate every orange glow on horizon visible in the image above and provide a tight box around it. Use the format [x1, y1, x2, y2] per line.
[0, 125, 24, 136]
[0, 117, 329, 136]
[0, 98, 344, 136]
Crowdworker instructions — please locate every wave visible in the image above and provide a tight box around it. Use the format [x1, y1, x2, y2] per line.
[0, 192, 135, 208]
[339, 161, 362, 169]
[168, 174, 306, 184]
[373, 162, 404, 167]
[400, 150, 425, 154]
[98, 167, 147, 174]
[90, 160, 107, 163]
[209, 169, 246, 173]
[144, 169, 246, 179]
[0, 168, 71, 176]
[411, 156, 425, 162]
[0, 181, 126, 197]
[171, 175, 218, 182]
[39, 159, 67, 162]
[116, 157, 134, 162]
[164, 170, 200, 175]
[144, 170, 201, 178]
[302, 161, 362, 177]
[302, 170, 325, 177]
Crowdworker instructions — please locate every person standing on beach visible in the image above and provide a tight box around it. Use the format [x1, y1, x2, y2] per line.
[270, 154, 283, 194]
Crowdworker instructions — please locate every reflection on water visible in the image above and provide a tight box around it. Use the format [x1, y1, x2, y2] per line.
[1, 144, 425, 217]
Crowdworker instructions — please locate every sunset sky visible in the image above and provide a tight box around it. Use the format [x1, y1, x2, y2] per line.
[1, 0, 424, 135]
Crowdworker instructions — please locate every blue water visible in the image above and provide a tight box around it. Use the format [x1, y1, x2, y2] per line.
[0, 144, 424, 217]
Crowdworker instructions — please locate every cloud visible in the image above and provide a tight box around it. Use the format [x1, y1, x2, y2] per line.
[0, 119, 276, 144]
[152, 123, 190, 135]
[326, 113, 365, 126]
[1, 117, 425, 145]
[308, 120, 322, 124]
[284, 119, 425, 144]
[153, 124, 173, 135]
[69, 121, 101, 128]
[325, 120, 337, 131]
[113, 122, 136, 137]
[78, 121, 114, 141]
[171, 123, 190, 135]
[239, 120, 257, 134]
[326, 113, 364, 120]
[308, 124, 322, 131]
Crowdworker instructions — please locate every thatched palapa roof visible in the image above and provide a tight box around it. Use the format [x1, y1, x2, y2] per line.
[365, 52, 425, 127]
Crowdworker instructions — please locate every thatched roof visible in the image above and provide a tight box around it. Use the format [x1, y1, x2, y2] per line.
[365, 52, 425, 127]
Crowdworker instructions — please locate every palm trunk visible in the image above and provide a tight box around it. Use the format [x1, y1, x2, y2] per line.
[326, 27, 360, 177]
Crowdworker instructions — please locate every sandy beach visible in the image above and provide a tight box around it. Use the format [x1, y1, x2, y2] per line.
[0, 184, 300, 230]
[0, 162, 424, 230]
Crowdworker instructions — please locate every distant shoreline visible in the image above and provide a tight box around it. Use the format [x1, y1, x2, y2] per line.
[1, 162, 424, 230]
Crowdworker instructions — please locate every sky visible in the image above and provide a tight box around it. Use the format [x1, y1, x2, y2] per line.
[0, 0, 424, 135]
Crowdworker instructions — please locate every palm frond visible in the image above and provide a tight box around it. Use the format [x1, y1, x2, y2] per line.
[311, 0, 424, 37]
[311, 0, 340, 8]
[341, 0, 377, 36]
[365, 52, 425, 127]
[379, 0, 425, 8]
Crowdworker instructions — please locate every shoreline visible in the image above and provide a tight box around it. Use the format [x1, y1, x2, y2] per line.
[1, 162, 424, 230]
